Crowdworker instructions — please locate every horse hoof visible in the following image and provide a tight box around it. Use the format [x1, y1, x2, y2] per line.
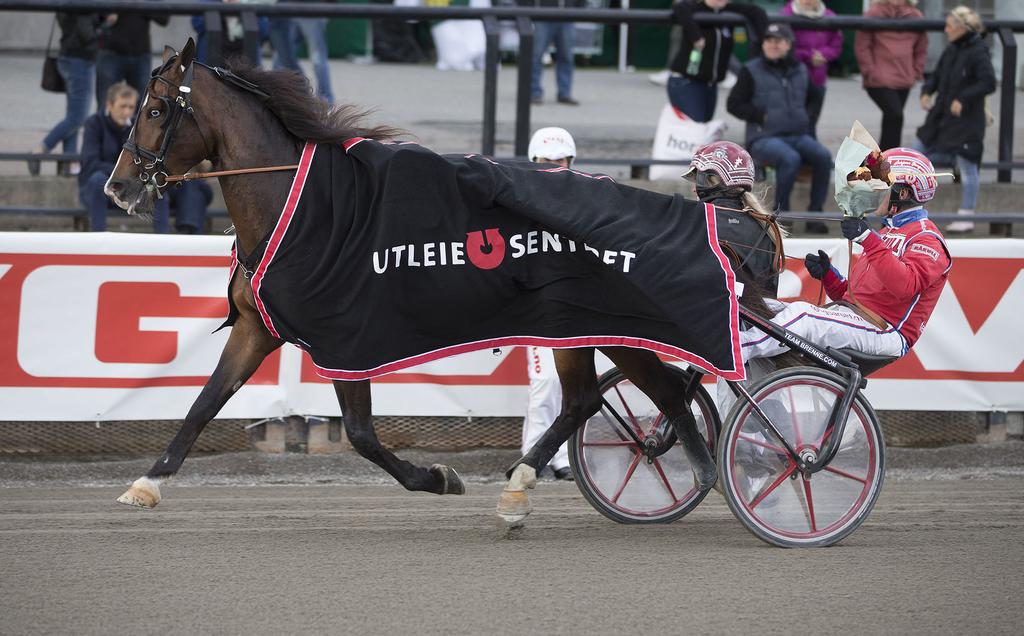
[495, 514, 527, 539]
[116, 477, 161, 508]
[496, 487, 532, 521]
[431, 464, 465, 495]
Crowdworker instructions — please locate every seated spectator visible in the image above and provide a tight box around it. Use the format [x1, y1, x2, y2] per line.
[779, 0, 843, 139]
[79, 83, 212, 234]
[913, 5, 995, 234]
[169, 179, 213, 234]
[726, 23, 832, 233]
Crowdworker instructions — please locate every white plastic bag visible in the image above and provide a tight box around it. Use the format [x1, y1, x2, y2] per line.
[649, 104, 726, 180]
[431, 0, 491, 71]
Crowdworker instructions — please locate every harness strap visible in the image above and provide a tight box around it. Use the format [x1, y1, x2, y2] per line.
[165, 164, 299, 183]
[234, 231, 274, 279]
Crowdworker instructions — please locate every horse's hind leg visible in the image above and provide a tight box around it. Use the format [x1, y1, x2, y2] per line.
[603, 348, 717, 490]
[333, 380, 464, 495]
[497, 348, 601, 525]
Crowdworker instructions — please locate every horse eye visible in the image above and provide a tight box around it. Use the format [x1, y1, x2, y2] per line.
[149, 109, 162, 118]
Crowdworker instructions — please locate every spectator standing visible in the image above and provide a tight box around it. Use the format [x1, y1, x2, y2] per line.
[519, 127, 578, 481]
[192, 0, 271, 66]
[523, 0, 584, 106]
[914, 5, 995, 234]
[779, 0, 843, 139]
[854, 0, 927, 150]
[79, 83, 170, 233]
[94, 7, 169, 114]
[268, 0, 334, 103]
[30, 12, 102, 177]
[727, 23, 831, 232]
[667, 0, 768, 122]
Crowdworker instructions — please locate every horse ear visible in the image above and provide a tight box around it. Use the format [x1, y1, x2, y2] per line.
[162, 45, 177, 64]
[179, 38, 197, 69]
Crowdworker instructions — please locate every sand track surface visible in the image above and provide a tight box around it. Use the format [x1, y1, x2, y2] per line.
[1, 446, 1022, 635]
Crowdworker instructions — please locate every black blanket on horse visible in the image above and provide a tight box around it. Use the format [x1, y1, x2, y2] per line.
[229, 139, 743, 381]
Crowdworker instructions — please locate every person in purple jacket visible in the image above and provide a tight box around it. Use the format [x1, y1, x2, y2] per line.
[779, 0, 843, 139]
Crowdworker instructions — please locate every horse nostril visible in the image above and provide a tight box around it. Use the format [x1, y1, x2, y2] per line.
[107, 179, 125, 193]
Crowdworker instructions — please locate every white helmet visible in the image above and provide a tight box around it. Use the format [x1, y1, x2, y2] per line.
[528, 127, 576, 165]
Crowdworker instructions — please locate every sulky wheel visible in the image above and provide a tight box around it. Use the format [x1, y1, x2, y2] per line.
[718, 367, 885, 548]
[568, 367, 721, 524]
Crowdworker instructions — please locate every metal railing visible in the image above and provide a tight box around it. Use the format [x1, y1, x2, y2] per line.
[2, 1, 1021, 182]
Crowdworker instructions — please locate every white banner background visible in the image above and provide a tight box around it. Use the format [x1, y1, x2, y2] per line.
[0, 232, 1020, 420]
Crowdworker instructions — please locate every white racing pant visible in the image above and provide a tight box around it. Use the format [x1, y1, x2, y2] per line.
[717, 300, 907, 432]
[522, 346, 568, 471]
[741, 300, 908, 362]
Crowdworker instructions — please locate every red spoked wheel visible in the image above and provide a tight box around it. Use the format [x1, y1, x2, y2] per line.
[568, 367, 721, 524]
[718, 367, 885, 548]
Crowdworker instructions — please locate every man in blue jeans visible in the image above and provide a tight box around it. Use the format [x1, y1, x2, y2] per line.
[727, 23, 831, 232]
[94, 10, 169, 114]
[523, 0, 582, 106]
[268, 1, 334, 103]
[80, 83, 211, 233]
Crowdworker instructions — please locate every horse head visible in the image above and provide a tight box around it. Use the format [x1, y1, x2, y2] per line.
[106, 38, 213, 216]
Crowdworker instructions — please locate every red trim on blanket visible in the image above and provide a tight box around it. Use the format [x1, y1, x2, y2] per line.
[228, 242, 237, 284]
[250, 142, 317, 338]
[703, 202, 744, 380]
[311, 334, 747, 382]
[343, 137, 366, 151]
[537, 165, 615, 181]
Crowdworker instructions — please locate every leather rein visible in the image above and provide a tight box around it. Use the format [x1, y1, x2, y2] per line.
[122, 57, 297, 192]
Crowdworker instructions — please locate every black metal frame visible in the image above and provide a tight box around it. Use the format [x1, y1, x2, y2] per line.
[732, 307, 875, 475]
[3, 1, 1021, 181]
[605, 305, 886, 478]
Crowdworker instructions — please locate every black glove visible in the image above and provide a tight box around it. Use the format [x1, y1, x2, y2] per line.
[804, 249, 831, 280]
[841, 216, 872, 243]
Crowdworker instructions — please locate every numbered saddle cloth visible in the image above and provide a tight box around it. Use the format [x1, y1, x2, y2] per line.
[226, 139, 744, 381]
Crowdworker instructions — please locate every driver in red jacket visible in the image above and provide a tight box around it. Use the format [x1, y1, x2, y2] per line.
[742, 147, 951, 360]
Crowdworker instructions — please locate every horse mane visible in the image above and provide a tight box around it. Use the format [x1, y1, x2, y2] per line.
[223, 61, 403, 144]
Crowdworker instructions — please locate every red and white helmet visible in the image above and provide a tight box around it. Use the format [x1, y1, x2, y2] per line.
[882, 147, 937, 203]
[682, 140, 755, 189]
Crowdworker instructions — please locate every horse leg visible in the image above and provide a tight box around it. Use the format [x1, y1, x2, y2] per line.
[603, 348, 717, 490]
[333, 380, 464, 495]
[497, 348, 601, 525]
[116, 310, 283, 508]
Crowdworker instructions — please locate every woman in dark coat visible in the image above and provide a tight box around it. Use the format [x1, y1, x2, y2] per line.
[914, 5, 995, 233]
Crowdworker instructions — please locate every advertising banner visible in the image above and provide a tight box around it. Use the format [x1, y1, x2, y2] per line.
[0, 233, 1020, 420]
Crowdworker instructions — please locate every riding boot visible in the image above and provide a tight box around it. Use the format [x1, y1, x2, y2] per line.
[672, 416, 718, 491]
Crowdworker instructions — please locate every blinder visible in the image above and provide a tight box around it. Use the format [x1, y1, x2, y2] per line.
[121, 56, 269, 196]
[122, 58, 199, 196]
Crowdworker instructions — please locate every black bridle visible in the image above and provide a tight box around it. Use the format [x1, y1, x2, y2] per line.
[122, 56, 269, 195]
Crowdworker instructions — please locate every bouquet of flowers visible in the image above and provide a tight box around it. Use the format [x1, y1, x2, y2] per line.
[834, 121, 892, 218]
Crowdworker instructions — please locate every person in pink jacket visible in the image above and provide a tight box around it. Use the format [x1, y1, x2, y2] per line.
[855, 0, 928, 150]
[779, 0, 843, 139]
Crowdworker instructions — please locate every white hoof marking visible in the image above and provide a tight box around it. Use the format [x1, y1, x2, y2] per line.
[116, 476, 162, 508]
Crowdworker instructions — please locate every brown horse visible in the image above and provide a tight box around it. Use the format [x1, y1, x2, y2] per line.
[106, 40, 719, 525]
